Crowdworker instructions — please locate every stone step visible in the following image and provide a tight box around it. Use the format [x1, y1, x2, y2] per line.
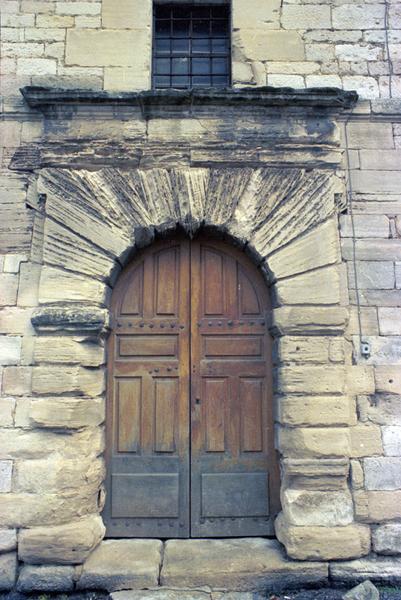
[74, 538, 328, 594]
[160, 538, 328, 593]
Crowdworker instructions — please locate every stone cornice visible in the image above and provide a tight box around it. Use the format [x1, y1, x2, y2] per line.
[21, 85, 358, 112]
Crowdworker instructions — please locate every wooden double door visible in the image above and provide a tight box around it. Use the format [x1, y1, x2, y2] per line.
[104, 237, 279, 538]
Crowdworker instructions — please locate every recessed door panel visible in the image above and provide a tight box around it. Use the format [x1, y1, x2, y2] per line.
[105, 236, 279, 539]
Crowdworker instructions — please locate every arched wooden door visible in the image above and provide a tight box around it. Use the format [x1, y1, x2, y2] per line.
[104, 236, 279, 538]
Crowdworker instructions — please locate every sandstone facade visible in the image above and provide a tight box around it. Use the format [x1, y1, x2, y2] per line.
[0, 0, 401, 593]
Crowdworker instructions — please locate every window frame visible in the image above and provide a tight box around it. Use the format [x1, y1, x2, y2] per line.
[152, 2, 232, 90]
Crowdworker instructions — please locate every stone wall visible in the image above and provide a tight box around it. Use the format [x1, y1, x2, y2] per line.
[1, 0, 401, 592]
[1, 0, 400, 110]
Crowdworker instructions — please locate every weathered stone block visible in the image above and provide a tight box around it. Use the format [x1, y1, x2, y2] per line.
[2, 366, 32, 395]
[0, 529, 16, 553]
[31, 305, 108, 335]
[0, 461, 12, 493]
[39, 266, 108, 304]
[277, 396, 356, 427]
[373, 523, 401, 555]
[235, 30, 305, 61]
[364, 457, 401, 490]
[346, 367, 375, 395]
[378, 308, 401, 335]
[348, 261, 394, 290]
[161, 538, 327, 591]
[0, 552, 17, 591]
[29, 397, 104, 429]
[34, 337, 105, 366]
[32, 366, 105, 396]
[375, 366, 401, 393]
[56, 1, 101, 15]
[353, 336, 401, 365]
[232, 0, 281, 29]
[17, 565, 75, 592]
[345, 122, 394, 149]
[330, 556, 401, 584]
[0, 274, 18, 306]
[282, 5, 331, 29]
[271, 307, 348, 336]
[279, 427, 350, 458]
[333, 4, 385, 30]
[351, 171, 401, 195]
[350, 424, 383, 458]
[15, 456, 104, 494]
[0, 307, 35, 335]
[102, 0, 151, 29]
[0, 335, 21, 366]
[282, 458, 349, 491]
[342, 239, 401, 262]
[275, 513, 371, 561]
[382, 426, 401, 456]
[19, 515, 105, 564]
[361, 394, 401, 426]
[275, 266, 341, 306]
[276, 366, 345, 394]
[340, 214, 389, 238]
[66, 29, 151, 68]
[77, 539, 162, 591]
[360, 149, 401, 171]
[282, 489, 354, 527]
[267, 218, 340, 280]
[104, 67, 150, 92]
[366, 491, 401, 522]
[0, 397, 14, 428]
[343, 580, 380, 600]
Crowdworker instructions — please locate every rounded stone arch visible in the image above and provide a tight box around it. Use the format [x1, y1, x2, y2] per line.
[27, 165, 364, 565]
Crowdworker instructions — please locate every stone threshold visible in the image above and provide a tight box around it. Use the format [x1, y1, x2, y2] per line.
[71, 538, 329, 594]
[15, 538, 401, 594]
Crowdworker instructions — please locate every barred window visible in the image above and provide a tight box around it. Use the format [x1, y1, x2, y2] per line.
[153, 4, 231, 89]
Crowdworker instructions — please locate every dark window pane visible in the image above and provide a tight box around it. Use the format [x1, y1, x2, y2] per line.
[172, 38, 189, 53]
[154, 75, 170, 87]
[193, 19, 210, 37]
[212, 38, 228, 53]
[212, 6, 229, 18]
[155, 6, 171, 18]
[172, 75, 190, 87]
[192, 57, 210, 75]
[156, 38, 171, 53]
[192, 75, 212, 86]
[155, 19, 170, 36]
[155, 58, 170, 74]
[172, 6, 190, 18]
[192, 38, 210, 53]
[173, 19, 190, 37]
[212, 20, 228, 35]
[192, 7, 210, 19]
[212, 75, 228, 86]
[172, 57, 189, 75]
[212, 57, 227, 74]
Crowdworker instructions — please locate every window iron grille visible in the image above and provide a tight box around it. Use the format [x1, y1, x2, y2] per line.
[153, 4, 231, 89]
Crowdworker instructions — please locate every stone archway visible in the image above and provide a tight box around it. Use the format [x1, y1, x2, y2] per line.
[25, 165, 369, 566]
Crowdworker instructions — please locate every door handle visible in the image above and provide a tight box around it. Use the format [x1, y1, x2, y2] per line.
[195, 398, 201, 405]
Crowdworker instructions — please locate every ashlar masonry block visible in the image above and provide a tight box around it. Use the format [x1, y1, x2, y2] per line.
[66, 29, 151, 68]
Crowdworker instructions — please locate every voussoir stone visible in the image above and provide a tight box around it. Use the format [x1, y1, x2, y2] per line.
[161, 538, 328, 591]
[17, 565, 75, 592]
[0, 552, 17, 591]
[18, 514, 105, 564]
[77, 539, 163, 591]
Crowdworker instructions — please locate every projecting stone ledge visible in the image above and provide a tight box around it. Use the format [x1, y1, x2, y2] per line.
[160, 538, 328, 592]
[20, 85, 358, 112]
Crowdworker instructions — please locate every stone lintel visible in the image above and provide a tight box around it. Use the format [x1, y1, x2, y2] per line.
[31, 306, 109, 335]
[21, 86, 358, 113]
